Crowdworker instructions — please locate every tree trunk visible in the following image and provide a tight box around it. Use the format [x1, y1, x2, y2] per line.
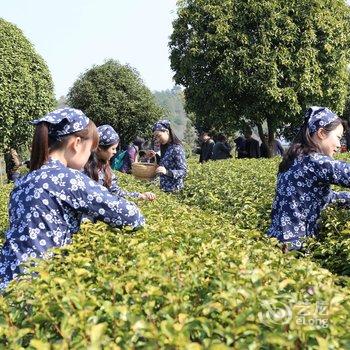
[256, 120, 275, 158]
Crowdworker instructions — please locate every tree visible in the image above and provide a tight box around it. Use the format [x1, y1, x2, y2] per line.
[56, 95, 68, 108]
[153, 86, 188, 139]
[183, 118, 198, 150]
[169, 0, 350, 156]
[0, 18, 55, 151]
[68, 59, 164, 147]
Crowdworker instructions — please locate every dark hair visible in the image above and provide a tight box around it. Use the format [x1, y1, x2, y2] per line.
[30, 120, 98, 171]
[159, 126, 182, 155]
[217, 133, 227, 142]
[244, 128, 253, 137]
[278, 118, 344, 173]
[133, 136, 145, 149]
[84, 144, 114, 188]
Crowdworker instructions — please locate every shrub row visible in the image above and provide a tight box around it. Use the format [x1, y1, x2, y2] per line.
[0, 175, 350, 348]
[178, 157, 350, 279]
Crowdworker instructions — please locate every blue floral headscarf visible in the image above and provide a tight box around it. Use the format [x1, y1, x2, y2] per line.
[97, 125, 120, 146]
[152, 120, 171, 132]
[32, 108, 89, 139]
[306, 106, 339, 134]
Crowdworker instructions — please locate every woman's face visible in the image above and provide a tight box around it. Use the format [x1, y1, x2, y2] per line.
[97, 143, 119, 161]
[153, 130, 170, 145]
[315, 124, 343, 158]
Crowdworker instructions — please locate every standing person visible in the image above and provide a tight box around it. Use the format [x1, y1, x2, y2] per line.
[0, 108, 145, 290]
[212, 133, 232, 160]
[260, 134, 285, 158]
[243, 128, 260, 158]
[146, 120, 187, 192]
[268, 106, 350, 251]
[4, 148, 21, 183]
[85, 125, 155, 201]
[120, 137, 145, 173]
[233, 136, 246, 159]
[199, 132, 214, 163]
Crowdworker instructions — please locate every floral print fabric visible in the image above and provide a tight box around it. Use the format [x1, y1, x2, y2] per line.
[159, 144, 187, 192]
[0, 158, 144, 290]
[97, 167, 140, 198]
[268, 153, 350, 250]
[32, 108, 89, 138]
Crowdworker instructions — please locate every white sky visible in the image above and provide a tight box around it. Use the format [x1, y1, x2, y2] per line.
[1, 0, 178, 98]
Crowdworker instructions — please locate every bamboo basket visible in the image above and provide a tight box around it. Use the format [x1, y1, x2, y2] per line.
[131, 154, 157, 180]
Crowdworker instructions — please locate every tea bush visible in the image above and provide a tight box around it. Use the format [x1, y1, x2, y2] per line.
[1, 161, 350, 348]
[177, 156, 350, 279]
[177, 158, 278, 231]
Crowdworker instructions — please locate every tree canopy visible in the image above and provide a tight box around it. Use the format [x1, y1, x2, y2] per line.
[153, 86, 188, 139]
[169, 0, 350, 145]
[68, 59, 164, 146]
[0, 18, 55, 151]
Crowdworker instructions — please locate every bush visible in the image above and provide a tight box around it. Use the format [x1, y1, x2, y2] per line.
[0, 18, 55, 151]
[68, 59, 164, 147]
[1, 172, 350, 348]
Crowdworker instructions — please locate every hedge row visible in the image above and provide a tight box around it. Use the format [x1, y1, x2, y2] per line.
[178, 157, 350, 280]
[0, 172, 350, 348]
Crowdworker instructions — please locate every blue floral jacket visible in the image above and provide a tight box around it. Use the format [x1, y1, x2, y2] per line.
[268, 153, 350, 250]
[0, 158, 145, 290]
[97, 167, 140, 198]
[159, 144, 187, 192]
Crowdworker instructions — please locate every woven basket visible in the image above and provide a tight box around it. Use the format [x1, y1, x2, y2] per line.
[131, 155, 157, 180]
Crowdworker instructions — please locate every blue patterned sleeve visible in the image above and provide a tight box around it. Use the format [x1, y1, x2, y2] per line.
[313, 155, 350, 205]
[328, 190, 350, 206]
[168, 146, 187, 179]
[68, 171, 144, 229]
[314, 155, 350, 187]
[110, 172, 140, 198]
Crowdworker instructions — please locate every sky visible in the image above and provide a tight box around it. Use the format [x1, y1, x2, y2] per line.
[0, 0, 178, 98]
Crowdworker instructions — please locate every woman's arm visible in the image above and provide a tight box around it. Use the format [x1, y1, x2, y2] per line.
[70, 171, 145, 230]
[166, 146, 187, 179]
[109, 171, 141, 198]
[314, 155, 350, 188]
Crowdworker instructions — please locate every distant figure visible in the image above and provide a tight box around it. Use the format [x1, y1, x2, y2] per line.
[146, 119, 187, 192]
[233, 136, 246, 159]
[212, 133, 232, 160]
[260, 134, 284, 158]
[199, 132, 214, 163]
[243, 129, 260, 158]
[4, 148, 21, 183]
[121, 137, 145, 173]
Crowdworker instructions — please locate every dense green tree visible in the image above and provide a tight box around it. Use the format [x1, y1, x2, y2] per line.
[153, 86, 188, 139]
[68, 59, 163, 147]
[0, 18, 55, 151]
[183, 118, 198, 150]
[56, 95, 68, 109]
[170, 0, 350, 155]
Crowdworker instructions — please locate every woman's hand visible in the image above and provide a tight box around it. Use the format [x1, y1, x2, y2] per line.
[155, 166, 167, 175]
[145, 150, 156, 158]
[139, 192, 156, 201]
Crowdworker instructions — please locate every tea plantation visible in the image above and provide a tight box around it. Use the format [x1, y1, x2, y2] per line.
[1, 158, 350, 349]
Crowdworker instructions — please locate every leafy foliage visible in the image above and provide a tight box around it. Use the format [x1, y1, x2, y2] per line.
[169, 0, 350, 138]
[177, 157, 278, 231]
[2, 161, 350, 347]
[0, 18, 55, 151]
[68, 59, 164, 147]
[153, 86, 188, 139]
